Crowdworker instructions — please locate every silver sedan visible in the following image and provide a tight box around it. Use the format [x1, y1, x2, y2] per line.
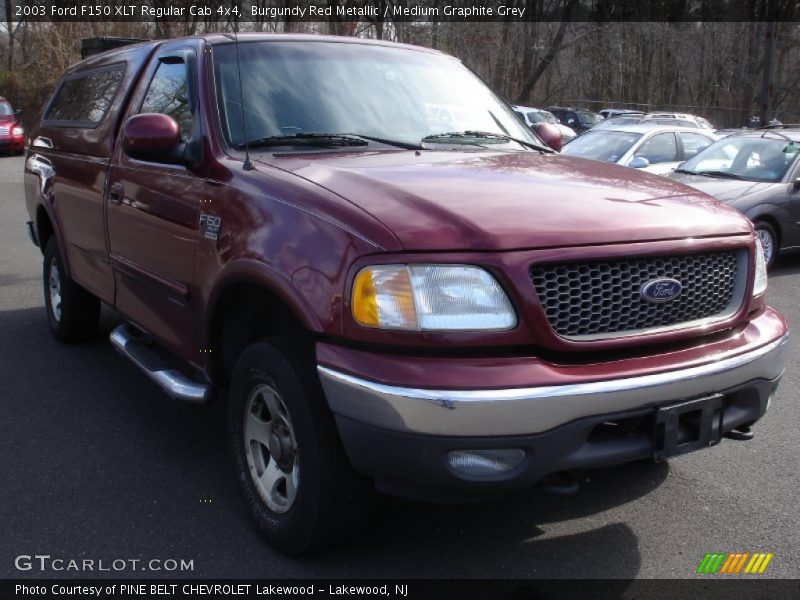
[561, 124, 718, 176]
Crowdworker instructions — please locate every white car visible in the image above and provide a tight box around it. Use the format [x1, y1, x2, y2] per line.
[512, 105, 577, 144]
[595, 112, 715, 131]
[598, 108, 644, 120]
[641, 112, 714, 130]
[560, 124, 719, 175]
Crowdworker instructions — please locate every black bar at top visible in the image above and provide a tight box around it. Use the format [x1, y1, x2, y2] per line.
[11, 0, 800, 23]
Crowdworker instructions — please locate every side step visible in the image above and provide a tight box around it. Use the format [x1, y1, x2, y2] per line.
[110, 324, 213, 403]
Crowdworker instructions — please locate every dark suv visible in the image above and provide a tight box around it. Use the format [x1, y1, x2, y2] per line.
[547, 106, 603, 133]
[24, 35, 788, 555]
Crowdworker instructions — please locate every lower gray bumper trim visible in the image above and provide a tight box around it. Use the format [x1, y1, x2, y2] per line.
[318, 333, 789, 436]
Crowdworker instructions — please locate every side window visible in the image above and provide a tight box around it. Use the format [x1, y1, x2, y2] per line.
[141, 60, 193, 140]
[635, 133, 679, 164]
[45, 65, 124, 127]
[565, 112, 578, 126]
[680, 133, 713, 159]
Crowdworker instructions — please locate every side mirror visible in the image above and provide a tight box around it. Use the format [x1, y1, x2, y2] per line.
[628, 156, 650, 169]
[122, 113, 182, 164]
[14, 109, 22, 117]
[532, 122, 563, 152]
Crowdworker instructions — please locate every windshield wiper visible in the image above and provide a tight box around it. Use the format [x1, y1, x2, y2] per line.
[340, 133, 423, 150]
[674, 168, 696, 174]
[694, 170, 743, 180]
[238, 133, 369, 149]
[421, 131, 554, 153]
[239, 132, 422, 151]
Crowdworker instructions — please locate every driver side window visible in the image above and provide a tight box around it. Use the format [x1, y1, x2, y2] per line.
[635, 133, 678, 164]
[141, 60, 193, 140]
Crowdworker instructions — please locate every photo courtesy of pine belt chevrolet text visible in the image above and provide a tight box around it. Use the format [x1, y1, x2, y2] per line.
[23, 34, 789, 556]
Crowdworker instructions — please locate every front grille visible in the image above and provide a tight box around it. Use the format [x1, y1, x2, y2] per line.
[530, 250, 745, 339]
[0, 127, 8, 136]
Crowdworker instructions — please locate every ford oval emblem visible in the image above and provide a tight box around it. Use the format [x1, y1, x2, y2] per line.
[640, 278, 682, 303]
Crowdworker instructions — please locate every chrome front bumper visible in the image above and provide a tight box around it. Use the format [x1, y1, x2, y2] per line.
[318, 333, 789, 437]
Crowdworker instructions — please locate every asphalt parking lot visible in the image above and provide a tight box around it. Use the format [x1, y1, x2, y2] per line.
[1, 153, 798, 580]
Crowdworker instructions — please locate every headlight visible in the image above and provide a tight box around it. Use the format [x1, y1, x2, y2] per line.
[753, 237, 768, 296]
[352, 264, 516, 331]
[11, 126, 23, 137]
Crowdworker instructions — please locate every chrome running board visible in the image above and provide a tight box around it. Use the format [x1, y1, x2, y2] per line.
[110, 324, 212, 403]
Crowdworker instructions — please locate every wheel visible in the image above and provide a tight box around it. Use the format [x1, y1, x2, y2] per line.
[228, 338, 369, 555]
[754, 221, 778, 268]
[43, 237, 100, 342]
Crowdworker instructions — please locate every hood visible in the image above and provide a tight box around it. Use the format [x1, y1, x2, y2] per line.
[261, 150, 751, 251]
[669, 172, 779, 205]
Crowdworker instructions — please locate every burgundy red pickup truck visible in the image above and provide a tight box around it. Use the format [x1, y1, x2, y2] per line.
[24, 34, 788, 555]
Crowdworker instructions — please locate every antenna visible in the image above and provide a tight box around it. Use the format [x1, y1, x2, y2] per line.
[233, 17, 254, 171]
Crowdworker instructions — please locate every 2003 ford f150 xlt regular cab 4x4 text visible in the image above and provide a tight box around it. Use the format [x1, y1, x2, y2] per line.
[24, 34, 788, 555]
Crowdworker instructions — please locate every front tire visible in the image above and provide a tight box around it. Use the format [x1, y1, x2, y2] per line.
[228, 338, 369, 555]
[43, 238, 100, 342]
[754, 221, 778, 268]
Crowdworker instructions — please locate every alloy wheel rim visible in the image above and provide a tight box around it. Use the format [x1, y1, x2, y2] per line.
[49, 262, 62, 322]
[244, 383, 299, 513]
[757, 228, 775, 265]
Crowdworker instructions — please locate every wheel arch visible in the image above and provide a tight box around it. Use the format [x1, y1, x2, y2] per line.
[747, 210, 782, 249]
[35, 203, 56, 256]
[204, 260, 326, 385]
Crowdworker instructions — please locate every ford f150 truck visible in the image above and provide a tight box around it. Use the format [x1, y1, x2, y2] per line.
[24, 34, 789, 555]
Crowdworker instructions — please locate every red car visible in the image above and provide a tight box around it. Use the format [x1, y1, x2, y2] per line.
[24, 35, 788, 555]
[0, 97, 25, 154]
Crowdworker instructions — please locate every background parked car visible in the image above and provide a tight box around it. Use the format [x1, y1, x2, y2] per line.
[598, 108, 644, 119]
[560, 124, 718, 175]
[594, 112, 714, 131]
[512, 105, 577, 144]
[546, 106, 603, 133]
[592, 115, 649, 129]
[670, 130, 800, 266]
[0, 97, 25, 155]
[641, 112, 714, 129]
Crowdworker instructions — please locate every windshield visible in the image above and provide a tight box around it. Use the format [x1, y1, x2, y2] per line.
[560, 130, 643, 162]
[0, 101, 13, 117]
[577, 111, 602, 126]
[528, 111, 557, 125]
[212, 41, 539, 150]
[679, 136, 800, 182]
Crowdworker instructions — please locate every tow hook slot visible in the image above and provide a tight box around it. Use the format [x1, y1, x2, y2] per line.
[538, 471, 580, 495]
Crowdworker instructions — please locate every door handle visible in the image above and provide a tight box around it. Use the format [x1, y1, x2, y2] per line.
[108, 182, 124, 205]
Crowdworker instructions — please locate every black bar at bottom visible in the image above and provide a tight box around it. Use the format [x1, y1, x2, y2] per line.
[3, 579, 800, 600]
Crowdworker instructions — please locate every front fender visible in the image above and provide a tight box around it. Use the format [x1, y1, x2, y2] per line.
[204, 258, 325, 338]
[743, 204, 789, 242]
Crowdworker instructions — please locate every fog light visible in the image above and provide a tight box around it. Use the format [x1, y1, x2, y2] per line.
[447, 448, 525, 476]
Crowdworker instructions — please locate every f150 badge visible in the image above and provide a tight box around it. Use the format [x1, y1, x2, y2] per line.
[199, 213, 221, 240]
